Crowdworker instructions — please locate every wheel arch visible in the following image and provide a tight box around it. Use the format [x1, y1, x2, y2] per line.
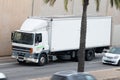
[38, 50, 49, 58]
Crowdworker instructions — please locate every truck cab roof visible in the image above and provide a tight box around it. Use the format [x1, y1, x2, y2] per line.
[20, 18, 48, 32]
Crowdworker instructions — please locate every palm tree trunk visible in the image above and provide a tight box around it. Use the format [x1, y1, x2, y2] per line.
[77, 0, 89, 72]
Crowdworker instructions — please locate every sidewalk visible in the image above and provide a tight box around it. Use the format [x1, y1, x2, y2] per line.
[30, 68, 120, 80]
[90, 68, 120, 80]
[0, 56, 16, 63]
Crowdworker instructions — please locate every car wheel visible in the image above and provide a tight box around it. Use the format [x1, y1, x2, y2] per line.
[117, 60, 120, 66]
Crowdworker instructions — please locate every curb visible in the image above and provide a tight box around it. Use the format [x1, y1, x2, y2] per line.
[0, 56, 16, 63]
[0, 56, 11, 59]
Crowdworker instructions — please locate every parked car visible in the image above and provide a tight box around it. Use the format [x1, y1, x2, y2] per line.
[0, 72, 6, 80]
[102, 47, 120, 66]
[51, 71, 96, 80]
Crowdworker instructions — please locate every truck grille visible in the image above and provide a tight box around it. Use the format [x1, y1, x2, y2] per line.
[12, 46, 30, 53]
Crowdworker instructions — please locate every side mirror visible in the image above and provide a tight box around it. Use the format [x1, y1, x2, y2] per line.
[0, 73, 7, 80]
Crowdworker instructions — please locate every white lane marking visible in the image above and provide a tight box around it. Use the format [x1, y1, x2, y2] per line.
[0, 62, 17, 66]
[88, 61, 101, 64]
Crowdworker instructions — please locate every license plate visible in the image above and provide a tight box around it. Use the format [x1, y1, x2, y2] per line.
[18, 56, 24, 61]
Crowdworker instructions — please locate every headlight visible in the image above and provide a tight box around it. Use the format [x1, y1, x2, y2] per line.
[114, 56, 119, 59]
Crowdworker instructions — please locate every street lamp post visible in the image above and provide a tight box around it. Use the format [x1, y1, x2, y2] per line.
[31, 0, 34, 16]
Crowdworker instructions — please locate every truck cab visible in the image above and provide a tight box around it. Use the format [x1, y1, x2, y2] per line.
[11, 18, 49, 66]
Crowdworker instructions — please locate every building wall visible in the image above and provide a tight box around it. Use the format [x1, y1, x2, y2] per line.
[0, 0, 32, 56]
[0, 0, 120, 56]
[33, 0, 73, 16]
[107, 3, 120, 46]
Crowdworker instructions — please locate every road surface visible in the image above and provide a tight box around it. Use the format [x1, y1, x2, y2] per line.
[0, 54, 119, 80]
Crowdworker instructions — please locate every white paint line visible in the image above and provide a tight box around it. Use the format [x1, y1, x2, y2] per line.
[87, 61, 101, 64]
[0, 62, 17, 66]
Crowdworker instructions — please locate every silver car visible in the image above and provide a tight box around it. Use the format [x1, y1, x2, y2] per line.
[102, 47, 120, 66]
[51, 71, 96, 80]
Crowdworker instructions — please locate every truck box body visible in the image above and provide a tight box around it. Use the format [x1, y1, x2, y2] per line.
[50, 17, 111, 52]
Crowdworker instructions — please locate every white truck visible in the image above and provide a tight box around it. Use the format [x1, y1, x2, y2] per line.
[11, 16, 111, 65]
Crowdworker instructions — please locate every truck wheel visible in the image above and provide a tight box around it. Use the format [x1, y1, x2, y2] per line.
[85, 49, 95, 61]
[17, 59, 26, 64]
[38, 54, 47, 66]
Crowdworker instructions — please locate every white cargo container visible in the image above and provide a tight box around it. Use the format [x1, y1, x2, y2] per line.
[11, 16, 111, 65]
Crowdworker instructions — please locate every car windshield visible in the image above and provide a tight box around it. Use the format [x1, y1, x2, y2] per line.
[12, 32, 34, 45]
[109, 48, 120, 54]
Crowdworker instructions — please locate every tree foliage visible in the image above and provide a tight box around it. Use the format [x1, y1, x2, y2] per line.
[110, 0, 120, 9]
[43, 0, 69, 11]
[44, 0, 120, 11]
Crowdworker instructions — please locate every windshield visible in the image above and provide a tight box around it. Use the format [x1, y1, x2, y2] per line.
[109, 47, 120, 54]
[12, 32, 34, 45]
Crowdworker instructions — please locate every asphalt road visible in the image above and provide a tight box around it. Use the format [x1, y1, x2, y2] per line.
[0, 54, 119, 80]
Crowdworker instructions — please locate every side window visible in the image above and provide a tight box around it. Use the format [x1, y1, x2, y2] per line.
[35, 33, 42, 43]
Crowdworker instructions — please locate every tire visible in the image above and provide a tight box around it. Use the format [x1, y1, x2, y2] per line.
[85, 49, 95, 61]
[17, 59, 26, 64]
[38, 54, 47, 66]
[117, 60, 120, 66]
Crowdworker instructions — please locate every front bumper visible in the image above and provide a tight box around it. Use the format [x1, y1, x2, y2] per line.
[12, 51, 39, 63]
[102, 57, 119, 65]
